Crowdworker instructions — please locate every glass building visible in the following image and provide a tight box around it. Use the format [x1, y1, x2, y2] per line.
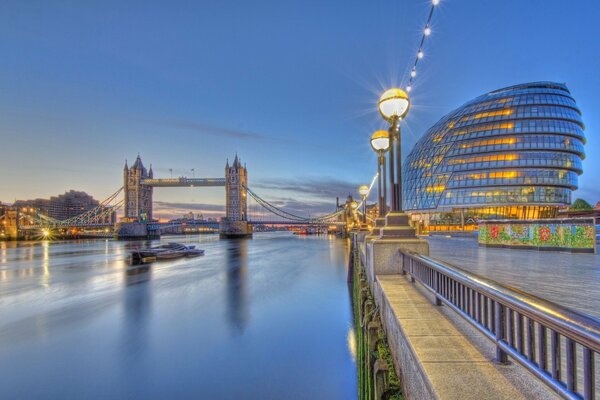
[403, 82, 585, 231]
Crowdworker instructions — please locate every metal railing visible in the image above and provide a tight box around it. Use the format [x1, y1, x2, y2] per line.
[401, 251, 599, 400]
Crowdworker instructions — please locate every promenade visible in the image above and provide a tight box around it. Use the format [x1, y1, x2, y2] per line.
[428, 236, 600, 318]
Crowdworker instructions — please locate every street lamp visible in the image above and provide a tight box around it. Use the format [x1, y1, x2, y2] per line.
[378, 88, 410, 212]
[350, 200, 359, 230]
[370, 130, 390, 218]
[374, 87, 419, 240]
[358, 184, 369, 224]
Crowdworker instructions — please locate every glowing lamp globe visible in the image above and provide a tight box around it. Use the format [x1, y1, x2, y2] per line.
[351, 201, 359, 210]
[370, 130, 390, 152]
[378, 88, 410, 122]
[358, 185, 369, 197]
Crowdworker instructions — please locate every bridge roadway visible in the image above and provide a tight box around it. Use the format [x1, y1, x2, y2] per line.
[427, 235, 600, 318]
[147, 220, 344, 232]
[141, 178, 225, 187]
[249, 220, 344, 225]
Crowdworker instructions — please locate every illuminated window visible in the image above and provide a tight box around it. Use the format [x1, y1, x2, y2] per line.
[425, 185, 445, 193]
[460, 109, 513, 122]
[460, 137, 518, 148]
[453, 122, 514, 136]
[448, 154, 519, 165]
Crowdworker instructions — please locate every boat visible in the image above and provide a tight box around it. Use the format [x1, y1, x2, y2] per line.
[131, 243, 204, 263]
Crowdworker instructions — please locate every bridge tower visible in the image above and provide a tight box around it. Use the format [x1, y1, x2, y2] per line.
[225, 154, 248, 221]
[220, 155, 252, 238]
[123, 155, 153, 222]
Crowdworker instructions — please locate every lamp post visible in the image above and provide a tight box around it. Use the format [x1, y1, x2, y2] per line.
[350, 200, 359, 230]
[358, 184, 369, 225]
[375, 88, 418, 239]
[378, 88, 410, 211]
[370, 130, 390, 218]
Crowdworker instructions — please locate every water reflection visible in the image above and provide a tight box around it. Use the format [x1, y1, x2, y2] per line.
[0, 233, 357, 399]
[225, 239, 249, 334]
[121, 265, 153, 358]
[41, 241, 50, 288]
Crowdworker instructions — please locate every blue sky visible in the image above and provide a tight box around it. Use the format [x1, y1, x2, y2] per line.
[1, 0, 598, 218]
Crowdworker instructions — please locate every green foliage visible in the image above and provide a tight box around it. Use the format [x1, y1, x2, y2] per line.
[570, 198, 593, 211]
[352, 247, 403, 400]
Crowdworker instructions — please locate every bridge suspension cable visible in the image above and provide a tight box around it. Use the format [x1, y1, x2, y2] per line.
[21, 187, 124, 229]
[243, 172, 378, 223]
[59, 187, 124, 226]
[243, 185, 309, 222]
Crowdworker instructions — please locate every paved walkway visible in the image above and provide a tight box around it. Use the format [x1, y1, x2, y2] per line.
[427, 236, 600, 318]
[376, 275, 558, 400]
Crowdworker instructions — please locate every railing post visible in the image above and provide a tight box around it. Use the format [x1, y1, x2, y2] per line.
[551, 330, 561, 381]
[566, 338, 576, 392]
[494, 301, 508, 364]
[401, 253, 407, 275]
[537, 325, 547, 371]
[582, 347, 595, 400]
[433, 271, 442, 306]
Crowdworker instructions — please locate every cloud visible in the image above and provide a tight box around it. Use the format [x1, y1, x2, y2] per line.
[266, 197, 339, 216]
[247, 176, 371, 217]
[142, 119, 266, 140]
[252, 177, 360, 200]
[135, 117, 317, 148]
[151, 177, 371, 220]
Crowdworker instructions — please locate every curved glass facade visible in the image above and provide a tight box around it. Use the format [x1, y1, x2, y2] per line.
[403, 82, 585, 220]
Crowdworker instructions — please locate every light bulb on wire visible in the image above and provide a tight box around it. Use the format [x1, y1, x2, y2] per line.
[417, 50, 424, 59]
[424, 26, 431, 36]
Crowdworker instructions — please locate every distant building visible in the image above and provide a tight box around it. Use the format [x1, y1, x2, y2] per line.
[13, 190, 113, 222]
[123, 155, 153, 222]
[0, 204, 7, 237]
[403, 82, 586, 231]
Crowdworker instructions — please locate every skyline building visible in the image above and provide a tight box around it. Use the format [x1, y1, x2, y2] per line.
[403, 82, 585, 230]
[12, 190, 113, 222]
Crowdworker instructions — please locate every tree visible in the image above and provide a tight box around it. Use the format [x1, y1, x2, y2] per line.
[570, 198, 593, 211]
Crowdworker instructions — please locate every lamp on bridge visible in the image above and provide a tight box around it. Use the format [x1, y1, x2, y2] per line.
[370, 130, 390, 221]
[376, 88, 417, 239]
[358, 184, 369, 225]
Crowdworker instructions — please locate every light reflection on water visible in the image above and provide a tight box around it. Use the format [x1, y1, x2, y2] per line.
[0, 232, 357, 399]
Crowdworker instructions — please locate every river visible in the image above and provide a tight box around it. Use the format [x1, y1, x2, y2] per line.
[0, 232, 357, 399]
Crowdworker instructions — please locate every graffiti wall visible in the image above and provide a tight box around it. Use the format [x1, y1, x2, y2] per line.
[478, 218, 596, 252]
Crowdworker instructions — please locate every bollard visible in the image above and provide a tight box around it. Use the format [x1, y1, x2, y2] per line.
[373, 358, 389, 400]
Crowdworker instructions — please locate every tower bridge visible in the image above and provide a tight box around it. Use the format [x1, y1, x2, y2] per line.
[10, 154, 361, 240]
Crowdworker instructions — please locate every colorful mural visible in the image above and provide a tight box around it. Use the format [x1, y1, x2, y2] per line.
[479, 219, 596, 252]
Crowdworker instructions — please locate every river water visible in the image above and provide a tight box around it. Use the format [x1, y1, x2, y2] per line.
[0, 233, 357, 399]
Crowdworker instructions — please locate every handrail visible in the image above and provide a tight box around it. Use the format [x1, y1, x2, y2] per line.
[401, 250, 599, 400]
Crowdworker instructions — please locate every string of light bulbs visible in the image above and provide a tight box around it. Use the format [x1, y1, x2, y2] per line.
[405, 0, 440, 93]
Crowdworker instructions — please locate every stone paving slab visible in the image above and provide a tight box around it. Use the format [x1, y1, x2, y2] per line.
[377, 274, 559, 400]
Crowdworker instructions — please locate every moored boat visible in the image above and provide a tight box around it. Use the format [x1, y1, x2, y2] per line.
[131, 243, 204, 263]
